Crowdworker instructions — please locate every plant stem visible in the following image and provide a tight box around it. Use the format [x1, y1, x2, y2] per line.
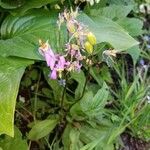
[33, 72, 41, 121]
[68, 66, 90, 111]
[78, 66, 90, 100]
[60, 75, 68, 112]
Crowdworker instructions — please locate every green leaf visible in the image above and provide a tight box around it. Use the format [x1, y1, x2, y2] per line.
[108, 0, 135, 5]
[117, 18, 143, 36]
[71, 71, 86, 99]
[127, 46, 141, 65]
[70, 102, 85, 120]
[0, 11, 65, 60]
[69, 128, 80, 150]
[0, 127, 28, 150]
[13, 0, 58, 14]
[43, 67, 63, 102]
[0, 57, 33, 137]
[28, 118, 59, 140]
[80, 83, 109, 117]
[89, 5, 133, 20]
[78, 13, 138, 50]
[0, 0, 25, 9]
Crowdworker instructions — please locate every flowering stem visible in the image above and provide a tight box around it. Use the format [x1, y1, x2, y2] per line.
[33, 71, 41, 121]
[78, 66, 90, 100]
[60, 74, 68, 112]
[68, 66, 90, 111]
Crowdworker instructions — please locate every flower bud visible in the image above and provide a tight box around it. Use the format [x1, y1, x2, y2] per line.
[84, 41, 93, 54]
[87, 32, 96, 45]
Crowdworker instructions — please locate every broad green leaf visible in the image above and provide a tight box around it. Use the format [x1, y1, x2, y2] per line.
[80, 123, 115, 150]
[79, 124, 108, 146]
[78, 13, 138, 50]
[89, 5, 133, 20]
[0, 0, 25, 9]
[13, 0, 58, 14]
[0, 127, 28, 150]
[62, 124, 72, 149]
[69, 128, 80, 150]
[127, 46, 141, 65]
[108, 0, 135, 5]
[71, 71, 86, 99]
[0, 11, 66, 60]
[80, 83, 109, 117]
[0, 57, 33, 137]
[28, 118, 59, 140]
[117, 18, 143, 36]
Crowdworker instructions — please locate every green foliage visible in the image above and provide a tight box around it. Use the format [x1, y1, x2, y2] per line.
[70, 71, 86, 99]
[116, 18, 143, 36]
[0, 11, 60, 59]
[0, 127, 28, 150]
[0, 0, 149, 149]
[0, 57, 33, 136]
[80, 83, 109, 117]
[12, 0, 59, 15]
[89, 5, 133, 20]
[78, 14, 138, 51]
[28, 118, 59, 140]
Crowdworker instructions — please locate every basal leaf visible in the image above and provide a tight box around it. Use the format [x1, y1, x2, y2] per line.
[78, 13, 138, 50]
[0, 57, 33, 137]
[28, 118, 59, 140]
[80, 83, 109, 117]
[0, 127, 28, 150]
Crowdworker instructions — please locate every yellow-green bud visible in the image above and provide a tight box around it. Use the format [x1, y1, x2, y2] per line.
[87, 32, 96, 45]
[84, 41, 93, 54]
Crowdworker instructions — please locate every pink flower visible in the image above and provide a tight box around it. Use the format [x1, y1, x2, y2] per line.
[39, 41, 56, 70]
[44, 50, 56, 70]
[50, 69, 57, 79]
[56, 56, 66, 70]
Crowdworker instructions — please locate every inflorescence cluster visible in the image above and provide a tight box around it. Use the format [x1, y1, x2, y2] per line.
[39, 9, 96, 80]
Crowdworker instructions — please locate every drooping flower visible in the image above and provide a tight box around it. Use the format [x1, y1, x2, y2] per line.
[39, 40, 56, 70]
